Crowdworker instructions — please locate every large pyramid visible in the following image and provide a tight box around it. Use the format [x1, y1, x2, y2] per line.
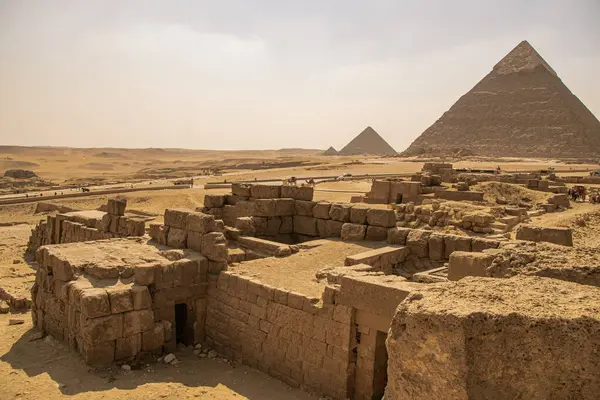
[402, 41, 600, 158]
[339, 126, 397, 156]
[322, 146, 339, 156]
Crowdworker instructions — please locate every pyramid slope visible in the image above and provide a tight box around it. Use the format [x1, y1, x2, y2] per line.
[403, 41, 600, 158]
[339, 126, 397, 156]
[322, 146, 338, 156]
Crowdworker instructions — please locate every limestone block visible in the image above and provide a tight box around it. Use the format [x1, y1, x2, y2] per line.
[516, 226, 573, 246]
[187, 231, 203, 252]
[126, 217, 146, 236]
[406, 230, 431, 257]
[444, 235, 472, 259]
[200, 232, 228, 261]
[164, 209, 193, 229]
[387, 227, 411, 245]
[428, 233, 446, 261]
[52, 258, 75, 281]
[234, 201, 256, 217]
[208, 260, 227, 274]
[366, 209, 396, 228]
[186, 212, 214, 233]
[78, 339, 115, 366]
[204, 194, 226, 208]
[80, 288, 111, 318]
[274, 198, 295, 216]
[115, 333, 142, 360]
[295, 200, 316, 216]
[167, 227, 187, 249]
[313, 202, 332, 219]
[350, 207, 368, 224]
[329, 204, 351, 222]
[293, 216, 318, 236]
[317, 219, 344, 238]
[266, 217, 282, 235]
[340, 223, 366, 242]
[254, 199, 277, 217]
[131, 285, 152, 310]
[107, 198, 127, 216]
[232, 183, 251, 197]
[107, 286, 134, 314]
[80, 313, 123, 343]
[368, 180, 391, 202]
[471, 238, 500, 252]
[366, 226, 388, 241]
[122, 309, 154, 337]
[280, 216, 293, 234]
[448, 251, 496, 281]
[235, 217, 255, 235]
[250, 185, 281, 199]
[252, 217, 268, 236]
[281, 185, 314, 201]
[142, 322, 165, 352]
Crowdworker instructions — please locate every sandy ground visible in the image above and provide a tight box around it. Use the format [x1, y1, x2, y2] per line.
[0, 314, 314, 400]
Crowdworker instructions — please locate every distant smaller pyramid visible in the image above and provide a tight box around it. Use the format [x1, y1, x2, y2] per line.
[339, 126, 397, 156]
[322, 146, 338, 156]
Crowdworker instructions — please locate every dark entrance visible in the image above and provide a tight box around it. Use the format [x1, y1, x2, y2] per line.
[175, 303, 189, 344]
[395, 193, 403, 204]
[372, 331, 389, 399]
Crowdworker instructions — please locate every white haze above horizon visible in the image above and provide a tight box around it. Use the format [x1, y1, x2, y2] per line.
[0, 0, 599, 151]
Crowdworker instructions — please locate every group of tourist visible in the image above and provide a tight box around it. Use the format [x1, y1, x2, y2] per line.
[568, 185, 600, 204]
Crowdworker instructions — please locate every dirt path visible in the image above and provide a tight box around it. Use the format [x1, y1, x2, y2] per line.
[0, 313, 314, 400]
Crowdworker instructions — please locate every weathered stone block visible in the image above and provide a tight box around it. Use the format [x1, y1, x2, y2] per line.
[200, 232, 228, 261]
[115, 333, 142, 360]
[448, 251, 496, 281]
[107, 198, 127, 216]
[295, 200, 316, 216]
[293, 216, 318, 236]
[122, 309, 154, 337]
[366, 209, 396, 227]
[280, 216, 293, 234]
[78, 339, 115, 366]
[204, 194, 226, 208]
[131, 285, 152, 310]
[516, 226, 573, 246]
[149, 224, 169, 246]
[471, 238, 500, 252]
[166, 227, 187, 249]
[186, 212, 214, 233]
[164, 209, 193, 229]
[340, 223, 366, 241]
[444, 235, 472, 259]
[281, 185, 314, 201]
[254, 199, 277, 217]
[232, 183, 251, 197]
[250, 185, 281, 199]
[107, 286, 133, 314]
[387, 227, 410, 245]
[186, 230, 203, 252]
[366, 226, 388, 241]
[80, 288, 111, 318]
[350, 207, 368, 224]
[428, 233, 445, 261]
[142, 322, 165, 352]
[329, 204, 351, 222]
[406, 230, 431, 257]
[274, 198, 295, 216]
[235, 217, 255, 235]
[316, 219, 343, 238]
[80, 313, 123, 343]
[313, 202, 332, 219]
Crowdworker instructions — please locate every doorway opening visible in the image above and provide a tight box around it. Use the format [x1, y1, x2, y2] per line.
[395, 193, 403, 204]
[372, 330, 389, 399]
[175, 303, 191, 345]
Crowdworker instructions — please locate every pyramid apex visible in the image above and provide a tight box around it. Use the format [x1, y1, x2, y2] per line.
[493, 40, 557, 76]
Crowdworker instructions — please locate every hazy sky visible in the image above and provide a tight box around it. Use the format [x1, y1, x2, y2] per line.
[1, 1, 599, 151]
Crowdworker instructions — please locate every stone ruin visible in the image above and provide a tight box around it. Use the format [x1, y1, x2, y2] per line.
[27, 199, 146, 255]
[27, 184, 599, 399]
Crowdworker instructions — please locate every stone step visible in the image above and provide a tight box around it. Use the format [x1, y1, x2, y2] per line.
[345, 246, 409, 274]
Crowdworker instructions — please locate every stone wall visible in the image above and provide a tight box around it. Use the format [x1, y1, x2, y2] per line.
[26, 199, 146, 255]
[364, 180, 423, 204]
[205, 271, 353, 399]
